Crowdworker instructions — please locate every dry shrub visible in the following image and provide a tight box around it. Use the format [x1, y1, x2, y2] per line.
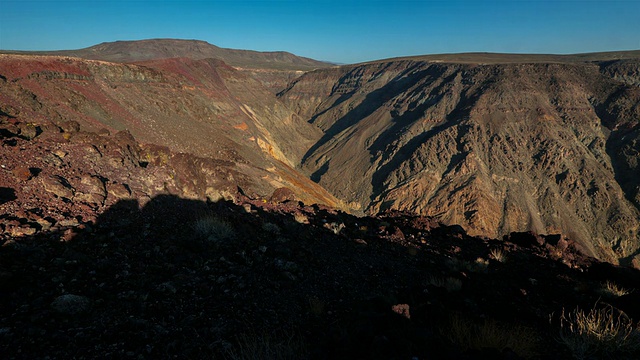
[441, 313, 539, 358]
[193, 215, 235, 242]
[599, 281, 631, 298]
[555, 304, 640, 359]
[489, 248, 507, 263]
[447, 256, 488, 273]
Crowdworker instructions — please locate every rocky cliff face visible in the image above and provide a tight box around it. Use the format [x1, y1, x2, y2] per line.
[279, 57, 640, 263]
[0, 54, 339, 207]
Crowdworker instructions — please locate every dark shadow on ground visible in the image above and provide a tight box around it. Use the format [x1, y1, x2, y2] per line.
[1, 194, 640, 359]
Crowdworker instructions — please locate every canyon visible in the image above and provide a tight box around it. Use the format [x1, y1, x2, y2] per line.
[3, 40, 638, 263]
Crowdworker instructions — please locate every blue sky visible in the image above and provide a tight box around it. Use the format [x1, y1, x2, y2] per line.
[1, 0, 639, 64]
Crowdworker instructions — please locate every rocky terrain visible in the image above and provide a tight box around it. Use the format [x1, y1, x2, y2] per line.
[2, 116, 640, 359]
[279, 53, 640, 264]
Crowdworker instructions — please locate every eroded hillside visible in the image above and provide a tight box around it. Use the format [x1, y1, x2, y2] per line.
[0, 54, 339, 207]
[279, 57, 640, 263]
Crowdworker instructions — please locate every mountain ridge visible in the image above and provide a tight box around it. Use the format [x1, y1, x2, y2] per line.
[1, 38, 333, 71]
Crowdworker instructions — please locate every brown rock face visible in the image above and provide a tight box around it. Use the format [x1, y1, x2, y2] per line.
[0, 54, 341, 208]
[279, 56, 640, 262]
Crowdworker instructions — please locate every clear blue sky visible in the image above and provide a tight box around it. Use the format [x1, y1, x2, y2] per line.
[1, 0, 639, 64]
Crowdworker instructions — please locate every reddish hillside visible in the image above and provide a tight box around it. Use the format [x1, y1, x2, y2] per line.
[0, 54, 339, 207]
[4, 39, 333, 71]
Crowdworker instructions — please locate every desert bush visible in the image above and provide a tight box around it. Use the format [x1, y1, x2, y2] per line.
[555, 304, 640, 359]
[192, 215, 235, 242]
[441, 313, 539, 358]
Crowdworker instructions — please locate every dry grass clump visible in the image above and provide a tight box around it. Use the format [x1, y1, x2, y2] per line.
[447, 257, 487, 273]
[599, 281, 631, 298]
[193, 215, 235, 242]
[555, 304, 640, 359]
[441, 313, 539, 358]
[261, 222, 281, 235]
[225, 330, 309, 360]
[427, 275, 463, 292]
[489, 248, 507, 263]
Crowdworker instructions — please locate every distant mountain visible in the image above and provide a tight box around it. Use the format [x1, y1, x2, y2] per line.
[2, 39, 333, 71]
[279, 54, 640, 263]
[363, 50, 640, 65]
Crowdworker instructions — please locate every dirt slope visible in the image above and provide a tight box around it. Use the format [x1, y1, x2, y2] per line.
[279, 57, 640, 263]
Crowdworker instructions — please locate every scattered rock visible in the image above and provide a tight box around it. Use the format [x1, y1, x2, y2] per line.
[51, 294, 91, 315]
[11, 166, 32, 181]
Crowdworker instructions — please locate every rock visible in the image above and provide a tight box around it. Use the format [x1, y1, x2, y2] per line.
[41, 175, 74, 200]
[505, 232, 545, 248]
[11, 166, 32, 181]
[10, 226, 37, 237]
[51, 294, 91, 315]
[18, 123, 38, 140]
[59, 120, 80, 133]
[36, 218, 53, 231]
[58, 218, 79, 227]
[107, 182, 131, 200]
[269, 187, 296, 203]
[74, 175, 106, 205]
[52, 149, 67, 159]
[391, 304, 411, 319]
[42, 153, 64, 167]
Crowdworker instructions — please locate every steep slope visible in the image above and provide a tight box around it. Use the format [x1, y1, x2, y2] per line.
[279, 56, 640, 263]
[0, 54, 339, 207]
[3, 39, 332, 71]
